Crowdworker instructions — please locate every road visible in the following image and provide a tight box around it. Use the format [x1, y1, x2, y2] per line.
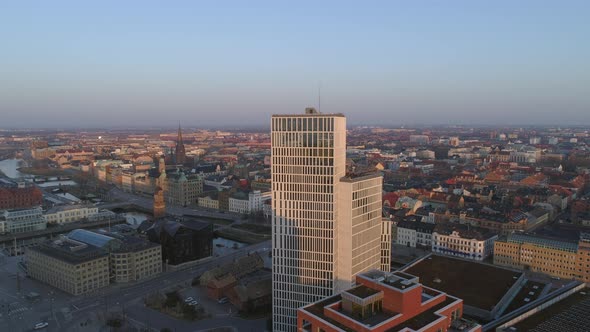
[64, 240, 270, 332]
[2, 239, 270, 332]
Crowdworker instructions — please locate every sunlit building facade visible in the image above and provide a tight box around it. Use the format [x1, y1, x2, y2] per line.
[271, 109, 388, 331]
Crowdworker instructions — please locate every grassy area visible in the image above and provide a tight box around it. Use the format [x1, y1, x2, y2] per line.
[232, 223, 271, 235]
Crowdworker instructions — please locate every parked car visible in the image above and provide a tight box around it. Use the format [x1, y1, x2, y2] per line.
[218, 297, 229, 304]
[184, 297, 194, 303]
[34, 322, 49, 330]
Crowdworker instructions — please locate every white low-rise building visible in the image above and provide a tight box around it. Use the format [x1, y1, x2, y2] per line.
[248, 190, 271, 212]
[44, 205, 99, 224]
[1, 206, 46, 234]
[395, 218, 435, 249]
[88, 209, 117, 221]
[229, 190, 271, 214]
[198, 194, 219, 210]
[263, 200, 272, 220]
[432, 223, 498, 261]
[229, 193, 250, 214]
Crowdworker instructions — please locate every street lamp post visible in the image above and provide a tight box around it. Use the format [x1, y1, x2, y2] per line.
[48, 291, 54, 322]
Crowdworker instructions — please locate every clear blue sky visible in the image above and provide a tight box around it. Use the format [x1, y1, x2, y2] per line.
[1, 1, 589, 128]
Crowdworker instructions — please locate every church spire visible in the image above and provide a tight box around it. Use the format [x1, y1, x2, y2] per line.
[175, 122, 186, 165]
[177, 122, 183, 145]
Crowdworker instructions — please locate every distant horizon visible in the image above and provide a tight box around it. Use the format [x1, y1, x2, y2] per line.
[1, 120, 589, 132]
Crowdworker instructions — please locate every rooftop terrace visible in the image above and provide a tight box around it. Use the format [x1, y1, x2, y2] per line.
[302, 295, 356, 332]
[386, 297, 457, 332]
[345, 285, 381, 299]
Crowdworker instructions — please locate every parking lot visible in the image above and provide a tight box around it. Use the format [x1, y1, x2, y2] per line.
[177, 283, 236, 317]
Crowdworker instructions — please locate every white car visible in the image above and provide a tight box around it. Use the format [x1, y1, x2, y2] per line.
[34, 322, 49, 330]
[184, 297, 194, 303]
[189, 300, 199, 306]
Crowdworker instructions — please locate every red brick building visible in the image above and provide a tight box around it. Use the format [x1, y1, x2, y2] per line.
[572, 198, 590, 214]
[298, 270, 481, 332]
[0, 185, 43, 210]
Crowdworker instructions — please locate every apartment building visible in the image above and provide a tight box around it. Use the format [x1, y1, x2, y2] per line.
[44, 204, 99, 224]
[229, 190, 271, 214]
[228, 191, 250, 214]
[198, 192, 220, 210]
[432, 223, 498, 261]
[0, 182, 43, 209]
[164, 170, 203, 207]
[26, 238, 110, 295]
[396, 219, 435, 249]
[494, 233, 590, 283]
[110, 237, 162, 283]
[67, 229, 162, 283]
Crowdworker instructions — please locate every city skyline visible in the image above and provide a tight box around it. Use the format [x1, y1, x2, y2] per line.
[2, 1, 589, 128]
[1, 2, 590, 332]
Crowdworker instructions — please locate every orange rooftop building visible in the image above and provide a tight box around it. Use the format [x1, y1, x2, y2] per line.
[298, 269, 481, 332]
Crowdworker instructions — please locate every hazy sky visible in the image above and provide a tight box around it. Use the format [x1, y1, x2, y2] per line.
[1, 1, 589, 128]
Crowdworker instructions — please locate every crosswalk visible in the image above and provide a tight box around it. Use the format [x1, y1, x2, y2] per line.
[7, 302, 29, 316]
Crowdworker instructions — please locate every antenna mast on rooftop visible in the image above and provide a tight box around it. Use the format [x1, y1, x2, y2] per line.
[318, 81, 322, 113]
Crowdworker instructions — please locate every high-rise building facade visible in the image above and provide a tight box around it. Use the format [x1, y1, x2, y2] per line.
[271, 108, 388, 331]
[336, 173, 385, 292]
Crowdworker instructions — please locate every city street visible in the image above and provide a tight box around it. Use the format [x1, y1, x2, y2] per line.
[0, 240, 270, 332]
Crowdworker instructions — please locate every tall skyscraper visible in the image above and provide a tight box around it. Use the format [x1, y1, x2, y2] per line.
[175, 124, 186, 165]
[271, 108, 389, 331]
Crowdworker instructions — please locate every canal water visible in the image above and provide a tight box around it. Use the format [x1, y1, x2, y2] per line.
[124, 212, 150, 227]
[0, 159, 27, 179]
